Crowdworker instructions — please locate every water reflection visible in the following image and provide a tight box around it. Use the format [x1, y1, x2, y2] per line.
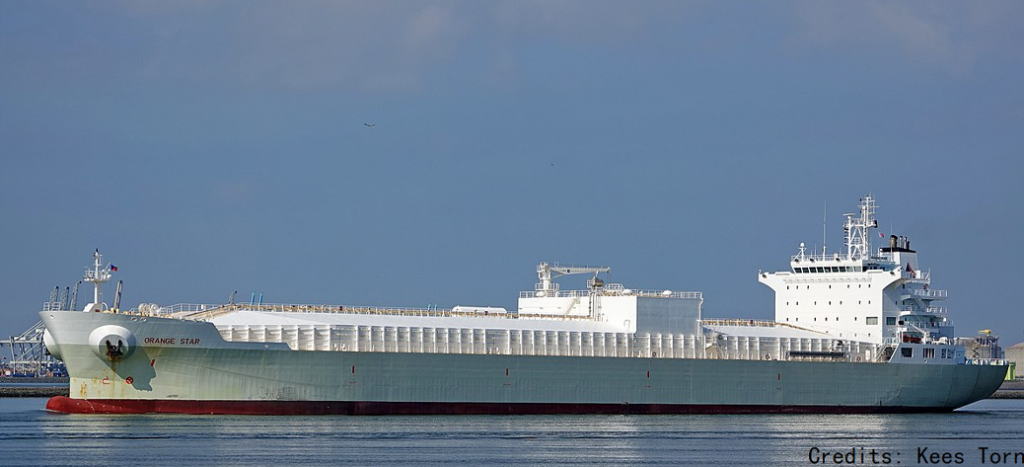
[0, 399, 1020, 466]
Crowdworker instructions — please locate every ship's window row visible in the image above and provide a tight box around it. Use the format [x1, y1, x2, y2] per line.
[793, 266, 867, 273]
[786, 284, 869, 289]
[784, 315, 877, 326]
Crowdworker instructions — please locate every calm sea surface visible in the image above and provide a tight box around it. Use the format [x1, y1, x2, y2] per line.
[1, 398, 1021, 466]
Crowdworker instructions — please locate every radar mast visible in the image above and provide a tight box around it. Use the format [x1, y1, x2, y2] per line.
[83, 249, 114, 312]
[844, 195, 878, 260]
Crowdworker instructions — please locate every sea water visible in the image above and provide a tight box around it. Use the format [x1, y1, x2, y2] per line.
[0, 398, 1021, 466]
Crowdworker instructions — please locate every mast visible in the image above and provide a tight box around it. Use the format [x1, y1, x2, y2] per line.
[83, 249, 113, 311]
[844, 195, 878, 260]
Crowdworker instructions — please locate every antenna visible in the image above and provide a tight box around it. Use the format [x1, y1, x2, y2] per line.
[822, 200, 827, 256]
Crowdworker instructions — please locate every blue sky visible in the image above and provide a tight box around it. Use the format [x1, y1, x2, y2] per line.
[2, 1, 1022, 345]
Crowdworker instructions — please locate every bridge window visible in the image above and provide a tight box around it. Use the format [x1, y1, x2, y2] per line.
[886, 317, 896, 325]
[866, 317, 878, 325]
[924, 348, 935, 359]
[901, 348, 913, 358]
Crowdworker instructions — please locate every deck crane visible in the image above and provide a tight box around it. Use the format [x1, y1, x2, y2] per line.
[535, 262, 611, 296]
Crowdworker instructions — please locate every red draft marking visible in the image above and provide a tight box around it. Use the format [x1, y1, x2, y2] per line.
[647, 371, 650, 379]
[151, 359, 156, 367]
[351, 365, 355, 374]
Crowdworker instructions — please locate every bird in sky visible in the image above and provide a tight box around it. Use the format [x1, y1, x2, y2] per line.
[364, 123, 376, 128]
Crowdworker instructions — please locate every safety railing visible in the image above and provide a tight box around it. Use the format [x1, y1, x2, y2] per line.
[142, 302, 601, 322]
[520, 289, 702, 299]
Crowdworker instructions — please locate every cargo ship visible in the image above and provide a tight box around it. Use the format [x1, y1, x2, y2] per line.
[40, 195, 1006, 414]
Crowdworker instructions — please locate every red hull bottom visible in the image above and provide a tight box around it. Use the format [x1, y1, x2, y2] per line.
[46, 396, 954, 415]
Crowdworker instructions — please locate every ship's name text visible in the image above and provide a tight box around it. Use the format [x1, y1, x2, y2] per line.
[143, 337, 201, 345]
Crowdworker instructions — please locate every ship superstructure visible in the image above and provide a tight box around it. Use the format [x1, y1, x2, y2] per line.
[37, 196, 1006, 414]
[759, 196, 954, 362]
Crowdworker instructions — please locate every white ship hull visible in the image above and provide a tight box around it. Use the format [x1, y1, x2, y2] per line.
[40, 197, 1009, 414]
[41, 312, 1005, 414]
